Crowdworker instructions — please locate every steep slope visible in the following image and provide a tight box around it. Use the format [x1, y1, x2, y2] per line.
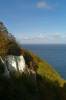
[0, 49, 66, 100]
[23, 50, 64, 84]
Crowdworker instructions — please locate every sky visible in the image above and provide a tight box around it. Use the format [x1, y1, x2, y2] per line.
[0, 0, 66, 44]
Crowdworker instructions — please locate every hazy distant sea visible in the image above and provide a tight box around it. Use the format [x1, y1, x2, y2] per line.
[22, 44, 66, 79]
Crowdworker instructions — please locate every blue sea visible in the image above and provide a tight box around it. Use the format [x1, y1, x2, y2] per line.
[22, 44, 66, 79]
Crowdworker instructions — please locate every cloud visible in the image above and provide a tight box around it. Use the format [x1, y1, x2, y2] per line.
[51, 34, 61, 40]
[36, 1, 52, 9]
[17, 33, 66, 44]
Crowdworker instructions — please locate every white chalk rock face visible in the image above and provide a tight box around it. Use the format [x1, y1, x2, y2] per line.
[18, 56, 26, 72]
[6, 55, 26, 73]
[0, 55, 26, 78]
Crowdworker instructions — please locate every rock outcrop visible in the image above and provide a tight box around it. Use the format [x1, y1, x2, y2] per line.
[0, 55, 26, 78]
[0, 22, 37, 79]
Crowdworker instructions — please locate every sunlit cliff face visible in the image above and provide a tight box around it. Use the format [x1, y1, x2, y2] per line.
[0, 55, 26, 77]
[6, 55, 26, 72]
